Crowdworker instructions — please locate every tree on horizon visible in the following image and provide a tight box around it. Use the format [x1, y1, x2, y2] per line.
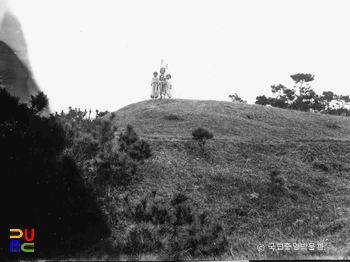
[255, 73, 350, 115]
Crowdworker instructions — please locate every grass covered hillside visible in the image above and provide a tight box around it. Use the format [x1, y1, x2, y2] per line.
[109, 99, 350, 142]
[104, 99, 350, 260]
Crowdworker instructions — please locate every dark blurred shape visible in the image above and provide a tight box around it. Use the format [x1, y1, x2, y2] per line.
[0, 7, 110, 259]
[0, 87, 111, 260]
[0, 10, 41, 105]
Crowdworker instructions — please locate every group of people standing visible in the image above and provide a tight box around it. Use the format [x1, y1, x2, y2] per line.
[150, 63, 172, 99]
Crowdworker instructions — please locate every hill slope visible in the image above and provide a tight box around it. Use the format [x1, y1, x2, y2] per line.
[109, 99, 350, 142]
[106, 99, 350, 259]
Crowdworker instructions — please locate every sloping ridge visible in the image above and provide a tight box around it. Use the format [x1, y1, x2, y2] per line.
[108, 99, 350, 143]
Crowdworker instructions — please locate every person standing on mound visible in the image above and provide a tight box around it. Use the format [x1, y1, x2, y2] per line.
[165, 74, 172, 98]
[150, 71, 159, 99]
[158, 67, 166, 99]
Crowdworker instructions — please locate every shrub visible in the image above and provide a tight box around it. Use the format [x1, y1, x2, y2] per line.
[56, 110, 152, 196]
[124, 223, 164, 254]
[164, 114, 183, 121]
[123, 191, 228, 259]
[94, 150, 139, 190]
[110, 112, 116, 120]
[191, 127, 214, 149]
[29, 91, 49, 115]
[312, 161, 330, 172]
[96, 110, 110, 118]
[325, 121, 340, 129]
[118, 125, 152, 163]
[267, 170, 289, 197]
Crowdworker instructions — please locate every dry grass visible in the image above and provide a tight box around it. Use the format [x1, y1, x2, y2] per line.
[98, 99, 350, 260]
[107, 99, 350, 142]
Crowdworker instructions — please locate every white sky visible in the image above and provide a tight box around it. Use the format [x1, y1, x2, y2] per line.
[4, 0, 350, 113]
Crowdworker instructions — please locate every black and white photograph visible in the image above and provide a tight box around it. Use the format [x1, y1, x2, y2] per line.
[2, 0, 350, 260]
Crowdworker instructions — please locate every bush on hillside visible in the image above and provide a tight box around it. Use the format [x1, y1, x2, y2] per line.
[267, 170, 289, 197]
[118, 125, 152, 163]
[191, 127, 214, 150]
[0, 88, 110, 259]
[312, 161, 330, 172]
[325, 121, 340, 129]
[96, 109, 110, 118]
[229, 93, 247, 103]
[164, 114, 183, 121]
[122, 191, 228, 259]
[55, 109, 152, 196]
[29, 91, 49, 115]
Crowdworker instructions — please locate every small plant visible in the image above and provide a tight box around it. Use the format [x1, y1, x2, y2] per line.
[191, 127, 214, 149]
[96, 110, 110, 118]
[325, 121, 340, 129]
[124, 223, 164, 254]
[246, 113, 263, 120]
[229, 93, 246, 103]
[109, 112, 116, 120]
[164, 114, 183, 121]
[312, 161, 330, 172]
[267, 170, 289, 197]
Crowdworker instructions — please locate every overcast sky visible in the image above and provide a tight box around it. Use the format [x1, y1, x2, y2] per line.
[3, 0, 350, 113]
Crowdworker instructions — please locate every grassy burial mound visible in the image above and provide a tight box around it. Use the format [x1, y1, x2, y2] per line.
[109, 98, 350, 141]
[104, 99, 350, 260]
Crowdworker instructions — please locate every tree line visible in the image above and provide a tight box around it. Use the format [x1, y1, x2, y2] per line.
[255, 73, 350, 116]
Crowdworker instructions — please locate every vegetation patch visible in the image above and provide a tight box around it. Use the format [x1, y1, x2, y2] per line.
[122, 192, 228, 260]
[246, 113, 264, 120]
[191, 127, 214, 150]
[325, 121, 341, 129]
[322, 218, 350, 234]
[312, 161, 330, 172]
[164, 114, 184, 121]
